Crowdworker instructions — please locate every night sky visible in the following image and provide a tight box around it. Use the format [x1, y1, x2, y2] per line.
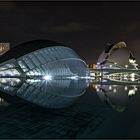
[0, 2, 140, 64]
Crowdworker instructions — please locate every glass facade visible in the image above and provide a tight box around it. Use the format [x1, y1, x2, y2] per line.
[17, 46, 87, 78]
[0, 42, 89, 108]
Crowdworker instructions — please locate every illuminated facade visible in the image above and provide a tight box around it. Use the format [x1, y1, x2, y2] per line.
[95, 41, 139, 82]
[97, 41, 138, 69]
[0, 40, 140, 108]
[0, 40, 90, 108]
[0, 43, 10, 56]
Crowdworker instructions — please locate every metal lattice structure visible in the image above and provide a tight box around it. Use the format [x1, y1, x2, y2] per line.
[0, 40, 89, 108]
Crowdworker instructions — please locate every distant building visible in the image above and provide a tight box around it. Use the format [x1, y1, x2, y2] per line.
[0, 43, 10, 56]
[87, 64, 96, 69]
[97, 41, 138, 69]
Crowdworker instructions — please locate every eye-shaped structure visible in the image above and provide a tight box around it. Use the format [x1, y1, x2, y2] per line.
[0, 40, 89, 108]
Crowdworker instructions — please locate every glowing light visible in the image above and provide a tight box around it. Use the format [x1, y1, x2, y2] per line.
[130, 73, 135, 78]
[27, 79, 41, 83]
[70, 76, 79, 80]
[130, 77, 135, 82]
[109, 85, 112, 90]
[113, 88, 117, 93]
[90, 73, 95, 77]
[95, 85, 98, 89]
[129, 59, 136, 64]
[128, 89, 135, 96]
[84, 76, 90, 79]
[43, 75, 52, 80]
[124, 86, 128, 91]
[96, 88, 100, 92]
[102, 79, 107, 83]
[125, 65, 128, 68]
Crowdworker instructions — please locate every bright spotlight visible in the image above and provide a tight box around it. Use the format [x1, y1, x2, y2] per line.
[43, 75, 52, 80]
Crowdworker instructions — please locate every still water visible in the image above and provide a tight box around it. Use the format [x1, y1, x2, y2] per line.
[0, 79, 140, 138]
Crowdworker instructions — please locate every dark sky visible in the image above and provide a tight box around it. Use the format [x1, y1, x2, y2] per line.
[0, 2, 140, 64]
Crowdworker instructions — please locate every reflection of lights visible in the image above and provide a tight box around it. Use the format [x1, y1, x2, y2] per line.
[130, 73, 135, 78]
[95, 85, 98, 89]
[124, 74, 128, 80]
[0, 69, 20, 76]
[43, 75, 52, 80]
[113, 88, 117, 93]
[27, 71, 34, 76]
[128, 89, 135, 96]
[4, 86, 9, 90]
[86, 83, 90, 87]
[27, 79, 41, 83]
[0, 98, 2, 102]
[80, 76, 91, 79]
[69, 76, 79, 80]
[96, 88, 100, 92]
[102, 79, 107, 83]
[125, 65, 128, 68]
[109, 85, 112, 90]
[130, 77, 135, 82]
[124, 86, 128, 91]
[0, 78, 21, 86]
[90, 77, 95, 80]
[109, 65, 112, 68]
[90, 73, 95, 77]
[133, 85, 138, 91]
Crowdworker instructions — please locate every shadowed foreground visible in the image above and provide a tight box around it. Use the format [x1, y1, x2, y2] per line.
[0, 88, 140, 138]
[0, 88, 112, 139]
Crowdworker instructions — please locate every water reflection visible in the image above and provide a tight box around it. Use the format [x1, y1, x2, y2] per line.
[94, 84, 139, 112]
[0, 77, 140, 112]
[2, 79, 89, 108]
[0, 79, 140, 138]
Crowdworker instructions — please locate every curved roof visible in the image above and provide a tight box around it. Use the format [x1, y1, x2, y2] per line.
[97, 41, 137, 69]
[0, 40, 64, 63]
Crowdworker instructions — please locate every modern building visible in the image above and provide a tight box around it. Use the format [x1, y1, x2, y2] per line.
[97, 41, 138, 69]
[0, 40, 89, 108]
[0, 40, 139, 108]
[95, 41, 139, 82]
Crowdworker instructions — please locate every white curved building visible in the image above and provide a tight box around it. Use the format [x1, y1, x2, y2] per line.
[0, 40, 89, 108]
[97, 41, 138, 69]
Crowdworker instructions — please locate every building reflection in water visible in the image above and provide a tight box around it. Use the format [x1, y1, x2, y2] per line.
[0, 76, 139, 113]
[93, 84, 139, 112]
[0, 40, 140, 113]
[17, 79, 89, 108]
[0, 79, 89, 109]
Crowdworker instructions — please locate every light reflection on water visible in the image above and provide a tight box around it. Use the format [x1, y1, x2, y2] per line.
[0, 79, 140, 138]
[94, 84, 140, 112]
[0, 78, 140, 113]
